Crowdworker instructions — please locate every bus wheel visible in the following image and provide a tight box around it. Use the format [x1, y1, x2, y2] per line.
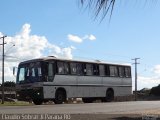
[33, 99, 43, 105]
[82, 98, 93, 103]
[54, 90, 66, 104]
[105, 89, 114, 102]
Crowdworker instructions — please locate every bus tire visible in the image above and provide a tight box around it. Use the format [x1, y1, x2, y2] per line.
[105, 89, 114, 102]
[101, 89, 114, 102]
[82, 98, 93, 103]
[54, 90, 66, 104]
[33, 99, 43, 105]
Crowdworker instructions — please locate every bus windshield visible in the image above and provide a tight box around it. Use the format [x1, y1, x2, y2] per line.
[17, 62, 43, 83]
[17, 61, 55, 84]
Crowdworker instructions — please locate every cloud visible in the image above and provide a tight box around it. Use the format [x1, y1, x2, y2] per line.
[47, 43, 74, 59]
[136, 65, 160, 90]
[83, 34, 96, 41]
[68, 34, 96, 43]
[67, 34, 83, 43]
[88, 34, 96, 40]
[0, 32, 3, 36]
[3, 24, 48, 61]
[70, 46, 76, 50]
[20, 24, 31, 39]
[0, 23, 75, 83]
[137, 75, 160, 90]
[153, 65, 160, 74]
[2, 23, 74, 60]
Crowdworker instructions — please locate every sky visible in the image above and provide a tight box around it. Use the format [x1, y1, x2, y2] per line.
[0, 0, 160, 90]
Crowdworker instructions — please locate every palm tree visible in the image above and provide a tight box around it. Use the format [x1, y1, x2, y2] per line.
[80, 0, 157, 20]
[80, 0, 115, 20]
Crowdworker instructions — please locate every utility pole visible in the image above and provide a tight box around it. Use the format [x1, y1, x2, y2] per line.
[0, 35, 7, 104]
[132, 58, 140, 101]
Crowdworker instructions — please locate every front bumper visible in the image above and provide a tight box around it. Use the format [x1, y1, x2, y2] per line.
[16, 87, 43, 101]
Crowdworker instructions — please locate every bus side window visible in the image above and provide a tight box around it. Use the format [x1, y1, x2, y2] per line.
[105, 65, 110, 76]
[70, 62, 77, 75]
[109, 66, 118, 77]
[77, 63, 83, 75]
[99, 65, 105, 76]
[118, 66, 125, 77]
[93, 64, 99, 75]
[86, 64, 93, 75]
[83, 63, 86, 74]
[48, 63, 54, 81]
[57, 62, 65, 74]
[48, 63, 53, 76]
[125, 67, 131, 77]
[64, 62, 69, 74]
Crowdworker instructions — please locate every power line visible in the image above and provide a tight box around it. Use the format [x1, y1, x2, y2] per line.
[4, 44, 15, 55]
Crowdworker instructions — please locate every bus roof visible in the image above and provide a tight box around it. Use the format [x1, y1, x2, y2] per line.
[19, 56, 131, 67]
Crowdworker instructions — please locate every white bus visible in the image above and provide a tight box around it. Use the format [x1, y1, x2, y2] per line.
[16, 56, 132, 105]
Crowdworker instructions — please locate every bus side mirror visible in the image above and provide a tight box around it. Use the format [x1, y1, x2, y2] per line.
[13, 67, 17, 76]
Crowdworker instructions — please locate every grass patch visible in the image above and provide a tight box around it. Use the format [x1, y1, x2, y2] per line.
[0, 101, 33, 106]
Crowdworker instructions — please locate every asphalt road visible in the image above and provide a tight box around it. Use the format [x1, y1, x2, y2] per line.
[1, 101, 160, 120]
[0, 101, 160, 114]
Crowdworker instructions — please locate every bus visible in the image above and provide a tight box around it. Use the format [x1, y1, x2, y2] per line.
[15, 56, 132, 105]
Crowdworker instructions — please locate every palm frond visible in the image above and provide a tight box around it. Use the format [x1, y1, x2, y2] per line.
[81, 0, 115, 20]
[80, 0, 158, 21]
